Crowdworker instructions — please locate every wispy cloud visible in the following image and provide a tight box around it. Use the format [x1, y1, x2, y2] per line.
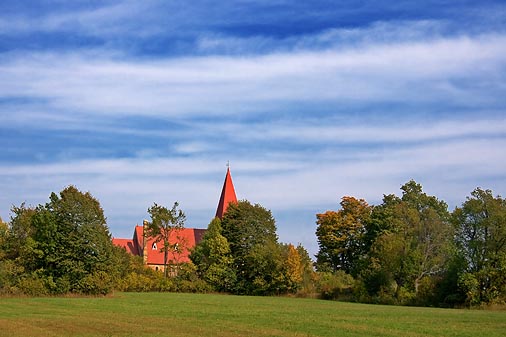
[1, 33, 505, 127]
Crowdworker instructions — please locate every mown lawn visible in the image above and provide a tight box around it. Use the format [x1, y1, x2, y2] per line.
[0, 292, 505, 337]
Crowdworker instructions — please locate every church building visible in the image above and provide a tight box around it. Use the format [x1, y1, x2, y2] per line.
[112, 167, 237, 271]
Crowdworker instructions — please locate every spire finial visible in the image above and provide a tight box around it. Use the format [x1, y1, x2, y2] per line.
[226, 160, 230, 169]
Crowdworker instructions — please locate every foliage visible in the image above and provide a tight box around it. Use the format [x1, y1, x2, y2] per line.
[0, 217, 7, 261]
[192, 201, 315, 296]
[453, 188, 506, 305]
[313, 182, 506, 307]
[190, 217, 236, 292]
[364, 181, 453, 304]
[317, 271, 355, 300]
[0, 186, 117, 295]
[315, 181, 463, 306]
[315, 196, 371, 275]
[295, 244, 318, 296]
[145, 202, 186, 278]
[282, 244, 304, 291]
[220, 200, 287, 295]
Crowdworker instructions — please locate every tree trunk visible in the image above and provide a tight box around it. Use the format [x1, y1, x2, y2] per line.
[164, 248, 169, 278]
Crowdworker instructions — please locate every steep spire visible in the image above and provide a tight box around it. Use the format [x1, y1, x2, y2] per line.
[215, 166, 238, 219]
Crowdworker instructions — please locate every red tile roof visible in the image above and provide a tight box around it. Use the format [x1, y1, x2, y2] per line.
[112, 238, 137, 255]
[143, 227, 206, 265]
[113, 226, 206, 265]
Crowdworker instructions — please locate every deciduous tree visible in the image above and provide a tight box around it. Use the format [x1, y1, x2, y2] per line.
[367, 181, 453, 302]
[4, 186, 116, 295]
[221, 200, 282, 295]
[316, 196, 372, 275]
[282, 243, 304, 292]
[191, 217, 236, 291]
[146, 202, 186, 278]
[453, 188, 506, 304]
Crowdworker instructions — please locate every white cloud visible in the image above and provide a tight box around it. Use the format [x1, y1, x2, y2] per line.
[0, 1, 159, 37]
[214, 117, 506, 145]
[1, 33, 505, 126]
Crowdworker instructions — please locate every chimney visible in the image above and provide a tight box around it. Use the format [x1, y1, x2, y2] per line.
[142, 219, 149, 265]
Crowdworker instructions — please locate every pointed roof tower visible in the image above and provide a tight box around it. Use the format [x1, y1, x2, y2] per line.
[215, 166, 238, 219]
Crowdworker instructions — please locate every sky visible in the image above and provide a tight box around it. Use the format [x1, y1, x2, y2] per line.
[1, 0, 505, 257]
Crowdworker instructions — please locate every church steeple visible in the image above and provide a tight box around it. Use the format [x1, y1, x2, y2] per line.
[215, 166, 238, 219]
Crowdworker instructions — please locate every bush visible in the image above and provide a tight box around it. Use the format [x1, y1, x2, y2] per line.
[117, 272, 159, 292]
[76, 271, 115, 295]
[17, 274, 50, 296]
[0, 260, 24, 295]
[458, 273, 480, 307]
[317, 271, 354, 300]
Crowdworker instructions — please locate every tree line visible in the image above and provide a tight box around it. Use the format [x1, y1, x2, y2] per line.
[315, 180, 506, 307]
[0, 186, 314, 296]
[1, 182, 504, 308]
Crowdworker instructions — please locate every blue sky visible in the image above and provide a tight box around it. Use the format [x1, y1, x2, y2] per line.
[1, 1, 505, 256]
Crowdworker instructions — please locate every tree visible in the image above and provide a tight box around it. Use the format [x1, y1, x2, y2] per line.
[146, 202, 186, 278]
[0, 217, 6, 260]
[453, 188, 506, 304]
[367, 181, 453, 302]
[295, 244, 317, 295]
[4, 204, 38, 262]
[221, 200, 283, 295]
[47, 186, 115, 294]
[191, 217, 236, 291]
[282, 244, 304, 293]
[4, 186, 116, 295]
[315, 196, 372, 275]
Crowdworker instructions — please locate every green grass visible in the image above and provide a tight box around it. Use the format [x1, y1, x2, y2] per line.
[0, 293, 505, 337]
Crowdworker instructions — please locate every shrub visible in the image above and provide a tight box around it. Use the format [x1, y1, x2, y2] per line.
[17, 274, 50, 296]
[317, 271, 354, 300]
[76, 271, 114, 295]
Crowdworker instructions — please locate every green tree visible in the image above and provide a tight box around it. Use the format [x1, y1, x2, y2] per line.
[191, 217, 236, 291]
[4, 204, 38, 262]
[315, 196, 372, 275]
[367, 181, 453, 302]
[221, 200, 283, 295]
[4, 186, 116, 295]
[0, 217, 6, 260]
[453, 188, 506, 304]
[46, 186, 115, 294]
[146, 202, 186, 278]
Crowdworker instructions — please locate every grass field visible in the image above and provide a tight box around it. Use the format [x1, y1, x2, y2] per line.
[1, 292, 505, 337]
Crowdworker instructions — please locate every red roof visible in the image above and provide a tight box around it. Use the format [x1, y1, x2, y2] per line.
[113, 226, 206, 265]
[143, 226, 206, 265]
[215, 167, 238, 219]
[112, 238, 137, 255]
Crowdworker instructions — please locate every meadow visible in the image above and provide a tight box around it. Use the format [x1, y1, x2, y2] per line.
[1, 292, 505, 337]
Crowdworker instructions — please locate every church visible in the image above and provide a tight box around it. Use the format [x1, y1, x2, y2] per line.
[112, 167, 237, 271]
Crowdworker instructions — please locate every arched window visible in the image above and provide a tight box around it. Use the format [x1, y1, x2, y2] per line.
[152, 242, 157, 250]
